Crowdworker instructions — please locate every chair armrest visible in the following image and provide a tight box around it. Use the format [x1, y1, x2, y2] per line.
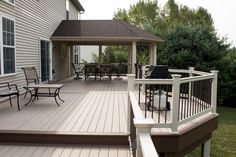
[0, 82, 10, 86]
[0, 82, 10, 89]
[9, 84, 19, 93]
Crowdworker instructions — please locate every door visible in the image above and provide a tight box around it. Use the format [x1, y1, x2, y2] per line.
[40, 40, 50, 82]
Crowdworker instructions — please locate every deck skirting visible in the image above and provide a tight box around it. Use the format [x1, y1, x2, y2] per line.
[0, 130, 129, 145]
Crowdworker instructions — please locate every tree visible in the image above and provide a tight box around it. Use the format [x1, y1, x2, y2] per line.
[217, 48, 236, 106]
[113, 0, 232, 106]
[158, 24, 229, 70]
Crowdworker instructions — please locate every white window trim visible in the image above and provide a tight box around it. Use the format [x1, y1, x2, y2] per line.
[0, 14, 16, 76]
[1, 0, 15, 6]
[39, 38, 52, 82]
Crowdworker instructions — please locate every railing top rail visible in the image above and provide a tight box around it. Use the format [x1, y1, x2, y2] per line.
[192, 70, 213, 76]
[180, 74, 214, 83]
[168, 69, 190, 74]
[135, 79, 173, 85]
[139, 133, 159, 157]
[129, 91, 144, 119]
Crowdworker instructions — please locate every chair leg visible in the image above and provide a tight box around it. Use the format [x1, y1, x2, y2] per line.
[24, 90, 28, 98]
[9, 96, 13, 107]
[17, 94, 20, 111]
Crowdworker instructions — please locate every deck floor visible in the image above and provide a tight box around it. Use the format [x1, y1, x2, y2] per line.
[0, 77, 128, 133]
[0, 143, 130, 157]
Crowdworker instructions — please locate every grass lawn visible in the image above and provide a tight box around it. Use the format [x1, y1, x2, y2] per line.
[189, 107, 236, 157]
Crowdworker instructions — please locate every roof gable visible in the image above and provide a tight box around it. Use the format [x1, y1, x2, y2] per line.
[51, 20, 163, 44]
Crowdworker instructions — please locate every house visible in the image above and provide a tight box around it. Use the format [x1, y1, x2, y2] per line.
[0, 1, 218, 157]
[0, 0, 84, 91]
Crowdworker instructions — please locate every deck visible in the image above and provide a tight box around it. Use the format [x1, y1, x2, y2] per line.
[0, 77, 212, 134]
[0, 77, 128, 133]
[0, 143, 130, 157]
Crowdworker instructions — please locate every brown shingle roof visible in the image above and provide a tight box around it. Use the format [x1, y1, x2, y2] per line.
[51, 20, 163, 44]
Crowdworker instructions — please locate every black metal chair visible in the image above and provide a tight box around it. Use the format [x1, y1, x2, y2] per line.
[99, 64, 112, 80]
[84, 63, 98, 80]
[72, 63, 84, 80]
[0, 82, 20, 111]
[21, 67, 51, 98]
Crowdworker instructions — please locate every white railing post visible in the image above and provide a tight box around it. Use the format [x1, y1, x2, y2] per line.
[142, 65, 146, 95]
[171, 74, 181, 132]
[189, 67, 195, 77]
[188, 67, 195, 108]
[134, 118, 155, 157]
[127, 74, 136, 133]
[128, 74, 135, 91]
[210, 70, 219, 113]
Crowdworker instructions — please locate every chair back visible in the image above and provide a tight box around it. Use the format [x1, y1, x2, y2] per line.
[85, 64, 98, 73]
[72, 63, 84, 73]
[21, 67, 40, 85]
[100, 64, 111, 73]
[148, 65, 171, 79]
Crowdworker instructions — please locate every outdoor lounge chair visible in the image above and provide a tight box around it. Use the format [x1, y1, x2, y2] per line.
[84, 63, 98, 80]
[99, 64, 112, 80]
[0, 82, 20, 111]
[72, 63, 84, 80]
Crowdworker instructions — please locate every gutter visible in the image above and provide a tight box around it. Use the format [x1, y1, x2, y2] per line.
[71, 0, 85, 14]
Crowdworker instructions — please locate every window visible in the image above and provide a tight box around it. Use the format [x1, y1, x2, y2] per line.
[3, 0, 15, 5]
[73, 46, 80, 63]
[0, 16, 16, 75]
[8, 0, 15, 4]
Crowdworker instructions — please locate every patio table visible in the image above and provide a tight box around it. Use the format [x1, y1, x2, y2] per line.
[23, 84, 64, 106]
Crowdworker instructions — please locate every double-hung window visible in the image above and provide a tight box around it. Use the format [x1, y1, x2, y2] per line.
[0, 16, 16, 75]
[2, 0, 15, 5]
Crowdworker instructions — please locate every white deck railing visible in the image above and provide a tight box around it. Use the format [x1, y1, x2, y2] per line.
[127, 67, 218, 157]
[128, 75, 159, 157]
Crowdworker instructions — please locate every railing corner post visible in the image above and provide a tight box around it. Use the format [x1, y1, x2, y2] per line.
[127, 74, 136, 91]
[171, 74, 181, 132]
[189, 67, 195, 77]
[210, 70, 219, 113]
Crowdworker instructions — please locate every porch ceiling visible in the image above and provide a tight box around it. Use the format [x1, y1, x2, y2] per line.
[51, 20, 164, 45]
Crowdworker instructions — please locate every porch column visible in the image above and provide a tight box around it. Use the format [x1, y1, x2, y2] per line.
[99, 45, 103, 64]
[153, 44, 157, 65]
[149, 45, 153, 65]
[128, 46, 132, 73]
[132, 41, 137, 74]
[68, 46, 72, 76]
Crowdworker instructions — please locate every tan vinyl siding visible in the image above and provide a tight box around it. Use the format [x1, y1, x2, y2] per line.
[0, 0, 80, 96]
[69, 0, 78, 20]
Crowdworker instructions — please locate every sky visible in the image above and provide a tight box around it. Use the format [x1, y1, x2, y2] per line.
[80, 0, 236, 47]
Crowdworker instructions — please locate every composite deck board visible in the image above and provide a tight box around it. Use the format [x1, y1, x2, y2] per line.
[0, 78, 128, 133]
[0, 144, 130, 157]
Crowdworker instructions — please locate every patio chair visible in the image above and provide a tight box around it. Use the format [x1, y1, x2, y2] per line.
[21, 67, 51, 98]
[99, 64, 112, 80]
[0, 82, 20, 111]
[145, 65, 171, 111]
[72, 63, 84, 80]
[84, 63, 98, 80]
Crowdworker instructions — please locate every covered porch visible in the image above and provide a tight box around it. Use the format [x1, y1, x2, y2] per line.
[50, 20, 163, 81]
